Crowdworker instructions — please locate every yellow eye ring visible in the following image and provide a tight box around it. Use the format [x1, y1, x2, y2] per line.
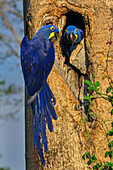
[50, 26, 55, 31]
[75, 29, 77, 33]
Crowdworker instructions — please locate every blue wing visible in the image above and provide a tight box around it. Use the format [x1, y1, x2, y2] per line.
[21, 34, 57, 165]
[21, 35, 55, 96]
[79, 29, 84, 39]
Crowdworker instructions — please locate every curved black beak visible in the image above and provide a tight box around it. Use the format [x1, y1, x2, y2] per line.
[49, 32, 60, 43]
[67, 32, 77, 45]
[55, 32, 60, 39]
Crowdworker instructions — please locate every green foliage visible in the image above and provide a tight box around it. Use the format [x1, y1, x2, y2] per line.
[83, 152, 113, 169]
[109, 151, 113, 158]
[82, 154, 85, 160]
[84, 80, 100, 92]
[111, 109, 113, 115]
[82, 73, 113, 169]
[104, 162, 113, 169]
[86, 152, 91, 158]
[108, 141, 113, 148]
[105, 150, 113, 159]
[107, 87, 112, 93]
[105, 151, 110, 158]
[107, 128, 113, 136]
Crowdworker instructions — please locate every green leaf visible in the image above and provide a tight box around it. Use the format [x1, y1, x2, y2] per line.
[111, 101, 113, 106]
[108, 141, 113, 148]
[89, 95, 95, 99]
[106, 87, 111, 93]
[95, 81, 100, 88]
[111, 109, 113, 115]
[112, 122, 113, 127]
[92, 155, 97, 161]
[81, 116, 84, 121]
[85, 133, 89, 139]
[111, 92, 113, 95]
[88, 87, 96, 90]
[109, 151, 113, 158]
[89, 112, 94, 116]
[96, 163, 100, 168]
[110, 163, 113, 167]
[93, 163, 101, 169]
[105, 151, 110, 158]
[99, 162, 102, 167]
[86, 152, 91, 158]
[87, 159, 92, 165]
[104, 162, 110, 166]
[87, 93, 89, 97]
[82, 154, 85, 160]
[93, 166, 96, 170]
[83, 95, 88, 99]
[93, 73, 96, 78]
[84, 80, 94, 87]
[107, 128, 113, 136]
[89, 157, 93, 162]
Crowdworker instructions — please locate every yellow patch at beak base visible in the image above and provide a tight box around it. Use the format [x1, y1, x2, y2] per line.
[49, 32, 55, 39]
[74, 34, 78, 40]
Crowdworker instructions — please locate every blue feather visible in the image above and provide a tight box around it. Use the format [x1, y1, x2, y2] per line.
[43, 83, 57, 120]
[45, 82, 56, 105]
[41, 86, 53, 132]
[62, 25, 84, 57]
[21, 25, 59, 165]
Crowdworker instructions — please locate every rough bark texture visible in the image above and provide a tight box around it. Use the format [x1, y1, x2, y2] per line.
[23, 0, 113, 169]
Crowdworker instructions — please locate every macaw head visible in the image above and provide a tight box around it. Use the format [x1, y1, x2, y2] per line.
[38, 25, 59, 43]
[65, 25, 82, 45]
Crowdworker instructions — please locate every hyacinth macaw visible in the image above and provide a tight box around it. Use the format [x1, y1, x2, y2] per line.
[62, 25, 84, 59]
[21, 25, 59, 165]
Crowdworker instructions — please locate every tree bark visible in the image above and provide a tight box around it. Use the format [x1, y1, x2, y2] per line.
[23, 0, 113, 169]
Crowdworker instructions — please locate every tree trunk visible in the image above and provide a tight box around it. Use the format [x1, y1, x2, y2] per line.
[23, 0, 113, 169]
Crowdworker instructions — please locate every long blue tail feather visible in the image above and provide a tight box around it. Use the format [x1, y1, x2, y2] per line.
[29, 81, 57, 165]
[44, 83, 57, 120]
[32, 100, 45, 165]
[42, 88, 53, 132]
[39, 90, 48, 152]
[45, 82, 56, 105]
[35, 97, 40, 136]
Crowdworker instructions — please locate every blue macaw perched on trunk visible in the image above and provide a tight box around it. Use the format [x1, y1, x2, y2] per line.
[21, 25, 59, 165]
[61, 25, 84, 59]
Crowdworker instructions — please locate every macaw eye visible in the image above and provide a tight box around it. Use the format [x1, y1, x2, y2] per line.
[75, 29, 77, 33]
[50, 26, 55, 31]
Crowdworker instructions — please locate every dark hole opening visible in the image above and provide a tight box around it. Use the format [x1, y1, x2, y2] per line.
[63, 11, 85, 34]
